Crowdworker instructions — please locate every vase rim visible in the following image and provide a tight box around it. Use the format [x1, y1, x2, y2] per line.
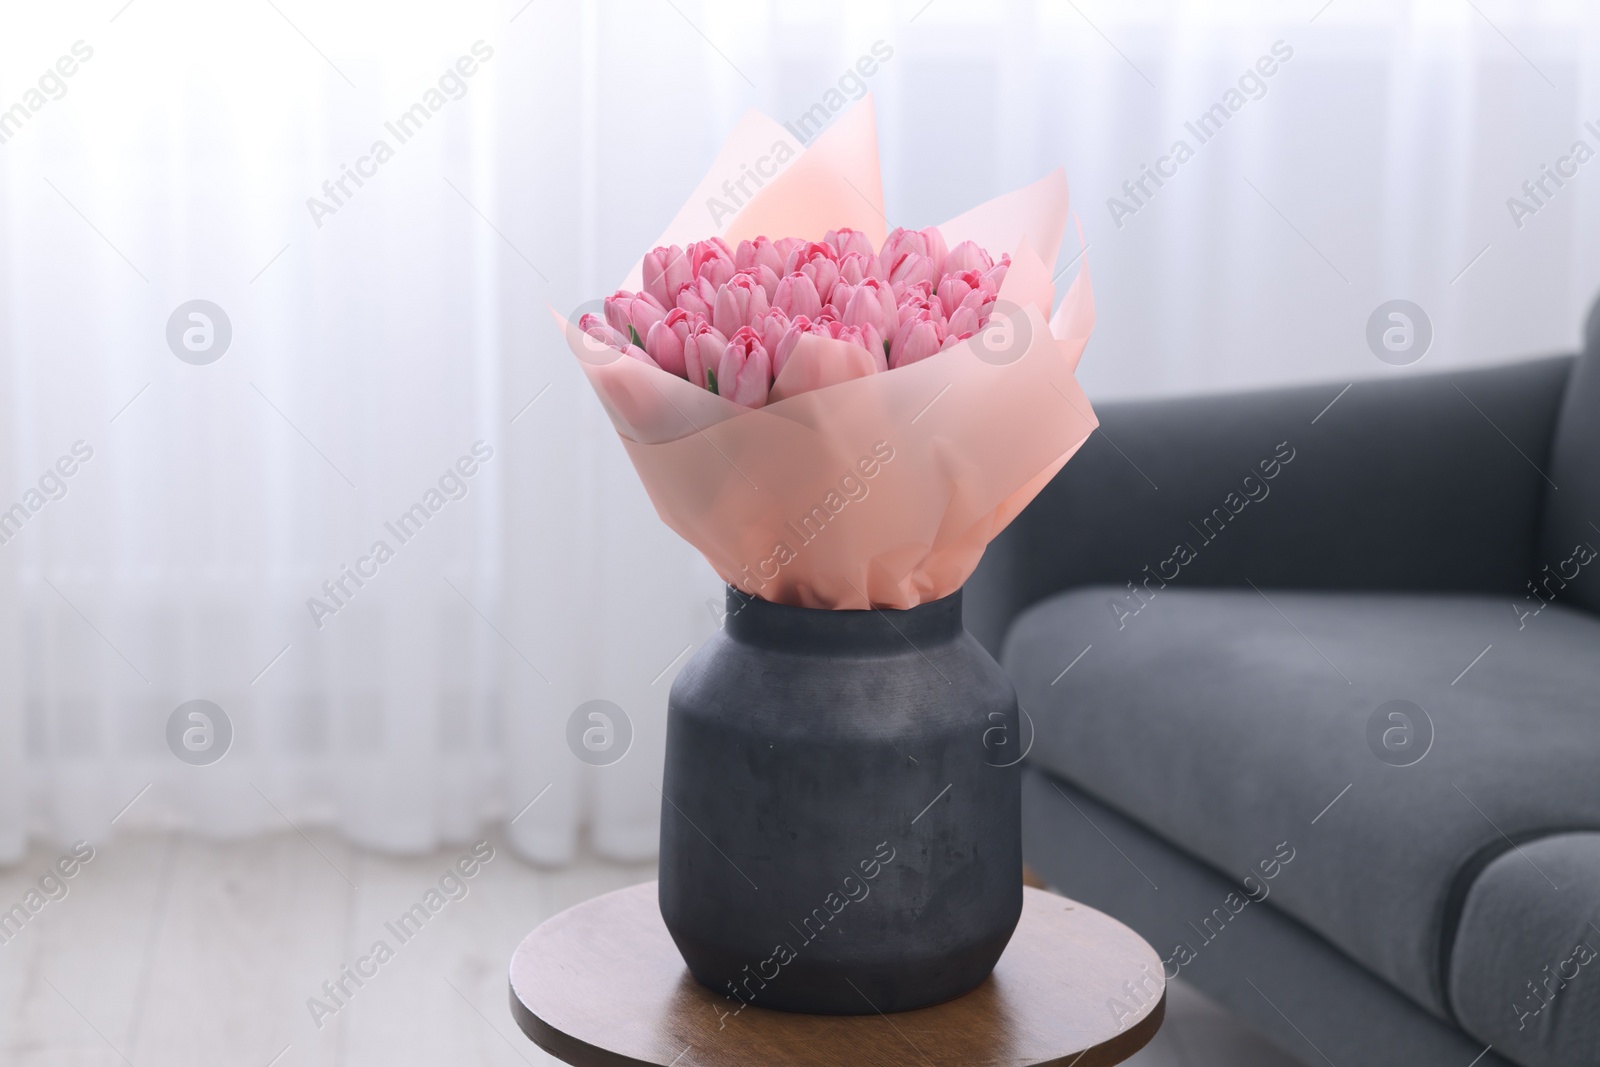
[722, 586, 964, 654]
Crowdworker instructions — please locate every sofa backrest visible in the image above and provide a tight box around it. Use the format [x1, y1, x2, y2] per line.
[1540, 293, 1600, 614]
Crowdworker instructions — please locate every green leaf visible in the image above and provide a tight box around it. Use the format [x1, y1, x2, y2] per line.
[706, 368, 719, 395]
[628, 324, 645, 350]
[884, 339, 891, 359]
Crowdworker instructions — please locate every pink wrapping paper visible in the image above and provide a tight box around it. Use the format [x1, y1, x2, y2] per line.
[562, 96, 1097, 610]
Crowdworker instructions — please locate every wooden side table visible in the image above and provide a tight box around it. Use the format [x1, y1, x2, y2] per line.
[509, 882, 1165, 1066]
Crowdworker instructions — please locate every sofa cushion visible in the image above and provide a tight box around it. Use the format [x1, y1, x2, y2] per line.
[1003, 586, 1600, 1025]
[1449, 833, 1600, 1067]
[1541, 293, 1600, 614]
[1022, 770, 1517, 1067]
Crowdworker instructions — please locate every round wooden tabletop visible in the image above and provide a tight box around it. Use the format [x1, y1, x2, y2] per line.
[509, 881, 1165, 1067]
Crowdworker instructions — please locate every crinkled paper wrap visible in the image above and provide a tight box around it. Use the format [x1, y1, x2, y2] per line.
[561, 96, 1097, 610]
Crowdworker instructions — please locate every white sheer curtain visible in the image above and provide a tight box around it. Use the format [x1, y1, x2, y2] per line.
[3, 0, 1598, 865]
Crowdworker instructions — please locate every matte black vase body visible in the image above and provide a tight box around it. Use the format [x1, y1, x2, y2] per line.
[659, 586, 1022, 1015]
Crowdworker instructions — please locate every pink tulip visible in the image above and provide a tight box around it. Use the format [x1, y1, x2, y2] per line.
[827, 281, 854, 322]
[735, 236, 787, 276]
[578, 313, 626, 351]
[890, 311, 947, 369]
[947, 303, 982, 338]
[642, 245, 692, 308]
[644, 306, 693, 377]
[754, 306, 790, 357]
[824, 227, 876, 259]
[773, 272, 823, 320]
[773, 237, 807, 263]
[688, 238, 736, 287]
[888, 252, 937, 299]
[842, 277, 896, 337]
[603, 289, 667, 344]
[942, 240, 993, 275]
[751, 263, 781, 302]
[831, 321, 887, 371]
[717, 328, 772, 407]
[675, 275, 718, 318]
[957, 285, 995, 323]
[981, 257, 1009, 295]
[936, 270, 985, 318]
[837, 251, 886, 285]
[773, 316, 821, 378]
[713, 271, 770, 336]
[896, 283, 943, 329]
[577, 314, 657, 367]
[785, 243, 841, 304]
[683, 321, 729, 390]
[700, 256, 736, 290]
[880, 226, 949, 279]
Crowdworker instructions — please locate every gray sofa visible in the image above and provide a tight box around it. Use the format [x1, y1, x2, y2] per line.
[966, 297, 1600, 1067]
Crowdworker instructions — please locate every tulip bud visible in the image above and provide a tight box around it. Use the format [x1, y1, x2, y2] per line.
[578, 313, 629, 355]
[785, 243, 841, 304]
[895, 283, 943, 329]
[752, 264, 781, 302]
[642, 245, 691, 308]
[774, 272, 823, 320]
[890, 311, 946, 369]
[604, 289, 667, 344]
[946, 304, 982, 338]
[688, 237, 736, 288]
[754, 306, 790, 358]
[843, 277, 896, 337]
[717, 328, 773, 408]
[889, 253, 937, 299]
[824, 227, 876, 259]
[773, 316, 819, 378]
[918, 227, 950, 272]
[683, 321, 729, 391]
[832, 322, 887, 371]
[942, 240, 993, 275]
[936, 270, 984, 318]
[880, 226, 949, 278]
[644, 307, 693, 377]
[773, 237, 807, 262]
[981, 257, 1010, 295]
[735, 236, 787, 276]
[837, 251, 886, 285]
[675, 275, 719, 318]
[713, 271, 771, 337]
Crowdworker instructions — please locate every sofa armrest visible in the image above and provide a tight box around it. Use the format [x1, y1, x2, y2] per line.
[1448, 832, 1600, 1067]
[966, 356, 1574, 654]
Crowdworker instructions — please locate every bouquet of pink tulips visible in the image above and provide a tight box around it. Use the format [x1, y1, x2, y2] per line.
[581, 228, 1012, 408]
[563, 98, 1098, 610]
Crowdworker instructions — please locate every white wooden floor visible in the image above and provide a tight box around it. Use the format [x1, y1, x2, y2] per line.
[0, 831, 1302, 1066]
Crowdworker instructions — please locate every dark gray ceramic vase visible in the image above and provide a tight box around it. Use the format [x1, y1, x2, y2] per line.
[659, 586, 1022, 1015]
